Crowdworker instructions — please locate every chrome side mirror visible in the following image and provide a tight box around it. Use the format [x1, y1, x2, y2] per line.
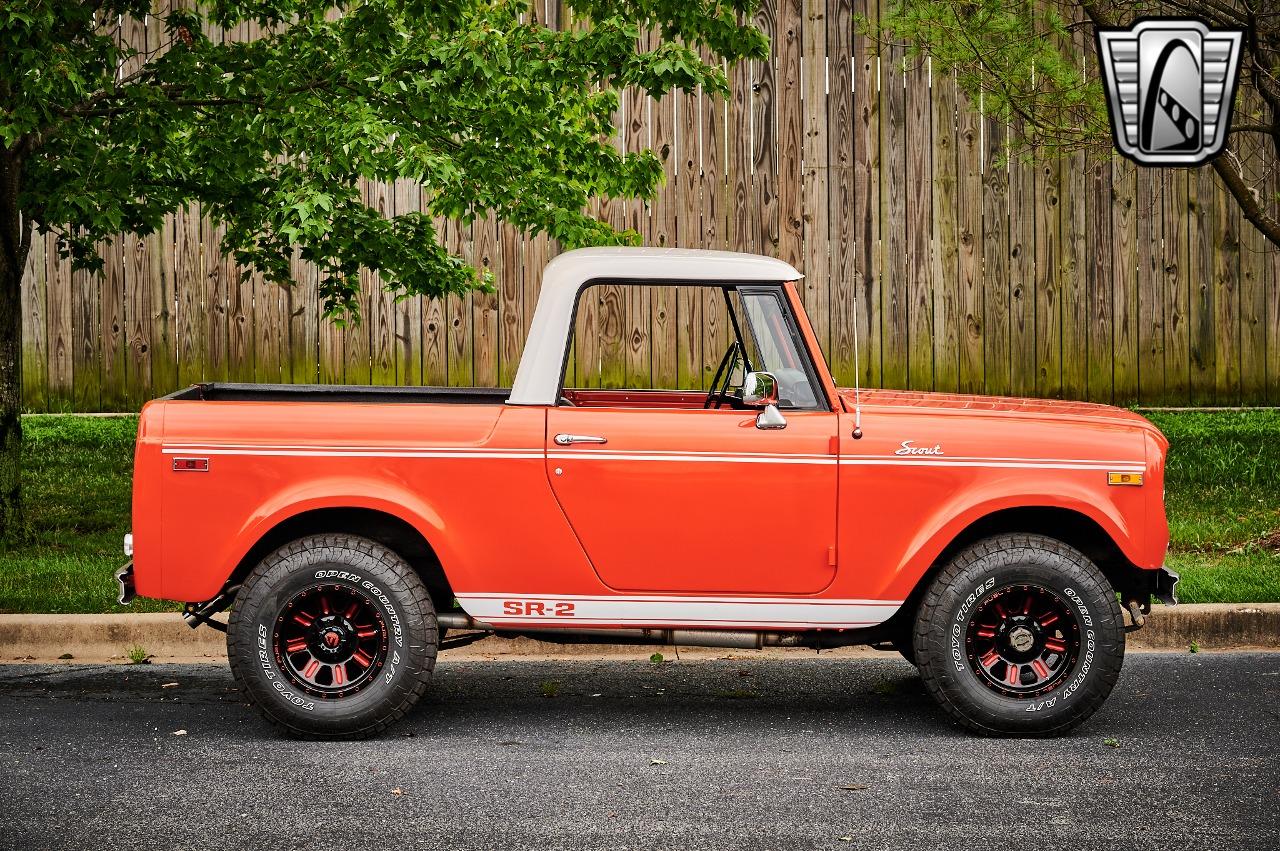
[742, 371, 779, 407]
[742, 371, 787, 430]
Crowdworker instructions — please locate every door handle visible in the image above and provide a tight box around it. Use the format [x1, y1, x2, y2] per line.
[554, 433, 608, 446]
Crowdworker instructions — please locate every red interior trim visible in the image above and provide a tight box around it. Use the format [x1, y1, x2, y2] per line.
[562, 389, 709, 409]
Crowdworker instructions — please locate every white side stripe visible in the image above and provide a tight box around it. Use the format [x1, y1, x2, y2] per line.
[162, 447, 543, 460]
[842, 459, 1143, 472]
[160, 444, 1143, 472]
[456, 593, 902, 629]
[547, 452, 837, 465]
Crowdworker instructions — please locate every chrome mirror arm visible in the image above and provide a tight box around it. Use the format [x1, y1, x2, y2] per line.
[755, 404, 787, 430]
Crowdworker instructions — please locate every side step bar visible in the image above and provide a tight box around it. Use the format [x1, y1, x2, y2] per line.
[436, 613, 871, 651]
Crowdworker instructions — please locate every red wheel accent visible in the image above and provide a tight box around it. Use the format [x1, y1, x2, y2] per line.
[963, 583, 1080, 699]
[272, 583, 389, 699]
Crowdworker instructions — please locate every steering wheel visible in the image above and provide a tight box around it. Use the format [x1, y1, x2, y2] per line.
[704, 340, 745, 409]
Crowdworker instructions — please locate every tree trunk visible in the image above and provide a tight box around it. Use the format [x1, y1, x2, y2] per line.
[0, 148, 29, 541]
[0, 254, 20, 540]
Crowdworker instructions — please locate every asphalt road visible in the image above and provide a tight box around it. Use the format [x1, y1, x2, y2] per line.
[0, 653, 1276, 850]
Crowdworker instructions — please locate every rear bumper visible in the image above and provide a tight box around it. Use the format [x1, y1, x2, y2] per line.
[115, 562, 136, 605]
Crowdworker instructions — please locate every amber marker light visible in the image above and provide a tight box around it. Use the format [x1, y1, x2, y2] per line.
[1107, 472, 1143, 486]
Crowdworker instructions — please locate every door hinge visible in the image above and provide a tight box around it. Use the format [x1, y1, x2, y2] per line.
[828, 546, 837, 567]
[828, 435, 840, 455]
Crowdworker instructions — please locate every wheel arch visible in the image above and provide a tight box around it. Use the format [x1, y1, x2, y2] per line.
[885, 505, 1152, 636]
[226, 506, 455, 613]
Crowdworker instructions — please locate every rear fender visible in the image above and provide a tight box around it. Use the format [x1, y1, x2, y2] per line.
[201, 478, 455, 602]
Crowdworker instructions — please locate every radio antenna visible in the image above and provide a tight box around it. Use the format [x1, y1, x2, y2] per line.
[851, 277, 863, 440]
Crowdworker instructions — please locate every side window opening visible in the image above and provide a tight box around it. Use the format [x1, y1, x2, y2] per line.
[560, 282, 822, 411]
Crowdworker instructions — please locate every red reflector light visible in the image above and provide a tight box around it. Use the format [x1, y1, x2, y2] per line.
[172, 457, 210, 472]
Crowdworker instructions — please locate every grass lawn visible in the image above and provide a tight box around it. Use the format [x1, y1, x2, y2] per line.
[0, 410, 1277, 613]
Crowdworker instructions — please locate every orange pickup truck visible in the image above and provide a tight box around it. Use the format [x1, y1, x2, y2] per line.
[118, 247, 1177, 738]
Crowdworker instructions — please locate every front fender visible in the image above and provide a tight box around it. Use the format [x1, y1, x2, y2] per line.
[872, 481, 1148, 601]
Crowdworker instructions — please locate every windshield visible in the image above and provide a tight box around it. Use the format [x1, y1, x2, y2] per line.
[739, 291, 820, 409]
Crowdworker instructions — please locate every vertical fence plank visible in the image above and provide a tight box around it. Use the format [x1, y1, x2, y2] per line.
[1266, 161, 1280, 404]
[1034, 153, 1062, 399]
[72, 251, 102, 411]
[753, 0, 780, 261]
[174, 206, 205, 387]
[827, 0, 856, 385]
[1007, 127, 1035, 397]
[981, 114, 1010, 397]
[146, 10, 178, 399]
[149, 214, 178, 396]
[99, 238, 125, 409]
[675, 83, 703, 388]
[650, 85, 678, 388]
[421, 199, 449, 386]
[595, 264, 626, 391]
[624, 42, 652, 388]
[1161, 169, 1190, 405]
[446, 220, 474, 387]
[1136, 172, 1164, 403]
[1060, 151, 1087, 402]
[777, 0, 804, 274]
[1237, 93, 1268, 405]
[45, 233, 74, 408]
[801, 0, 829, 361]
[1111, 158, 1138, 404]
[852, 0, 880, 388]
[20, 231, 47, 411]
[1085, 156, 1114, 404]
[473, 215, 500, 388]
[287, 253, 318, 386]
[879, 21, 907, 390]
[497, 220, 522, 388]
[203, 218, 231, 381]
[906, 57, 935, 392]
[367, 181, 396, 385]
[123, 233, 155, 406]
[701, 53, 729, 385]
[1061, 16, 1089, 403]
[955, 89, 983, 394]
[1213, 169, 1242, 404]
[726, 24, 756, 258]
[1187, 167, 1216, 404]
[930, 72, 957, 394]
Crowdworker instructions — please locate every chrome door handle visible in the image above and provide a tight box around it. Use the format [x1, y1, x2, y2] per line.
[554, 433, 608, 446]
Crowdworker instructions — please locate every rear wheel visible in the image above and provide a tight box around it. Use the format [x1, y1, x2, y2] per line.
[227, 534, 437, 738]
[913, 534, 1125, 736]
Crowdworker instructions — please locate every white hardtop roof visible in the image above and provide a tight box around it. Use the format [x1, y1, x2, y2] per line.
[508, 247, 803, 406]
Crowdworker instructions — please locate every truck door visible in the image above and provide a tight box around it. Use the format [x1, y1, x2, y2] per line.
[545, 286, 839, 595]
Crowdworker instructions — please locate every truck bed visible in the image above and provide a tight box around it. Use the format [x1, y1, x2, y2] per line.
[162, 383, 510, 405]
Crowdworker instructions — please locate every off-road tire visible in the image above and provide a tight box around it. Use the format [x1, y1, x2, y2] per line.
[913, 534, 1125, 737]
[227, 534, 437, 738]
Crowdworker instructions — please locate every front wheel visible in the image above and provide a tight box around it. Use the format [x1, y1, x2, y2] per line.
[913, 534, 1125, 736]
[227, 534, 438, 738]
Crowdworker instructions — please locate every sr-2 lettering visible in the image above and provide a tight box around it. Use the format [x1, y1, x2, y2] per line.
[503, 600, 576, 617]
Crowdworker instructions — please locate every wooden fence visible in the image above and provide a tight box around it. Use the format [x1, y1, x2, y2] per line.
[19, 0, 1280, 411]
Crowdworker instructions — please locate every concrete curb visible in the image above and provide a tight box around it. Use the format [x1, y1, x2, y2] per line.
[2, 604, 1277, 664]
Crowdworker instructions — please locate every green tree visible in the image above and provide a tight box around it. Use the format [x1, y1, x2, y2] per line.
[875, 0, 1278, 244]
[0, 0, 766, 535]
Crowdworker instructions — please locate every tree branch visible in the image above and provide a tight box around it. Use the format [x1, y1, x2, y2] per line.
[1212, 156, 1280, 248]
[1231, 123, 1280, 134]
